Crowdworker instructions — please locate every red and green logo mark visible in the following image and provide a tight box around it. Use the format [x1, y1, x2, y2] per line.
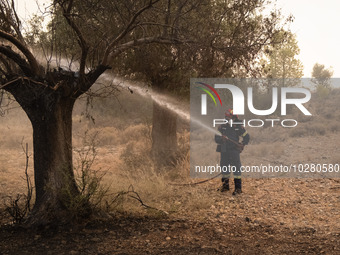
[196, 82, 222, 106]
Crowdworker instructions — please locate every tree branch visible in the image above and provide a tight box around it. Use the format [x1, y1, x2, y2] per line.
[72, 64, 111, 98]
[0, 77, 20, 90]
[0, 30, 40, 76]
[109, 36, 187, 59]
[0, 54, 13, 74]
[0, 76, 48, 90]
[163, 0, 171, 37]
[0, 45, 32, 75]
[0, 0, 22, 40]
[101, 0, 161, 66]
[10, 0, 25, 42]
[58, 0, 88, 79]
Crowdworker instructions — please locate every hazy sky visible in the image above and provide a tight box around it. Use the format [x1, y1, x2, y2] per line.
[276, 0, 340, 77]
[16, 0, 340, 77]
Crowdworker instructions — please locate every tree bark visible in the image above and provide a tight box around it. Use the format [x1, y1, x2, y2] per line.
[23, 94, 81, 225]
[151, 100, 177, 166]
[2, 65, 109, 226]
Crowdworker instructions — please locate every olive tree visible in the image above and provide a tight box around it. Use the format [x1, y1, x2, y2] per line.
[116, 0, 288, 164]
[0, 0, 198, 225]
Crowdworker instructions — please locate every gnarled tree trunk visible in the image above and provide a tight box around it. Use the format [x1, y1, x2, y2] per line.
[1, 60, 109, 225]
[9, 85, 86, 225]
[27, 96, 80, 224]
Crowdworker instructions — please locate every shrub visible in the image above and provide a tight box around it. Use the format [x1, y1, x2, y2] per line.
[316, 85, 330, 98]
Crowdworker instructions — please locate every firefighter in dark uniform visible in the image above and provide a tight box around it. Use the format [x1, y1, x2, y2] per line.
[215, 109, 250, 195]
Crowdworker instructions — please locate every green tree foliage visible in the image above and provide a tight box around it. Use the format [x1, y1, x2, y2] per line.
[193, 0, 289, 78]
[311, 63, 333, 88]
[111, 0, 292, 95]
[311, 63, 333, 97]
[261, 31, 303, 86]
[44, 0, 289, 86]
[112, 0, 288, 163]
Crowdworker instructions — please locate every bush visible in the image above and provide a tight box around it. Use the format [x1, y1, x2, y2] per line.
[316, 85, 330, 98]
[60, 134, 111, 221]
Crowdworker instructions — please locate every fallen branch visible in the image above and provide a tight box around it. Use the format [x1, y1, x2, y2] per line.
[108, 185, 169, 215]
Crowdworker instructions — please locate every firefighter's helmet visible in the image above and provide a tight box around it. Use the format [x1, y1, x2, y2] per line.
[225, 109, 238, 119]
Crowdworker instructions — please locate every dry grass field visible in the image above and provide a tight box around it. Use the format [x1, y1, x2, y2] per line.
[0, 87, 339, 254]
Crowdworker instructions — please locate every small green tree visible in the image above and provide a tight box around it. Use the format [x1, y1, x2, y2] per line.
[262, 31, 303, 86]
[311, 63, 333, 97]
[311, 63, 333, 88]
